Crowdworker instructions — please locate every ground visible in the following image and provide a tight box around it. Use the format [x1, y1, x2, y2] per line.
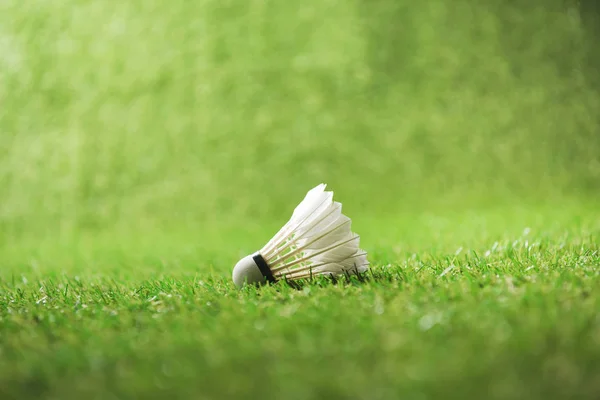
[2, 204, 599, 400]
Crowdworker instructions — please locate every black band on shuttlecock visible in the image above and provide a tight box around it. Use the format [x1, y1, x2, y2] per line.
[253, 254, 276, 284]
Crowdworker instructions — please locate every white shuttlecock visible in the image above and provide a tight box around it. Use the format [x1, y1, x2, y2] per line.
[232, 183, 369, 287]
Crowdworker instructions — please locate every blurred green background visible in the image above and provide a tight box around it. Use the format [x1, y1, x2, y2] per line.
[0, 0, 598, 271]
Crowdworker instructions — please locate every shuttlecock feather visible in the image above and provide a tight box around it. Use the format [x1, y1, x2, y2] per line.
[232, 184, 369, 287]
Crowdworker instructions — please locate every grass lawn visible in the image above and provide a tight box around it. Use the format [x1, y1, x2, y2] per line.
[1, 203, 599, 400]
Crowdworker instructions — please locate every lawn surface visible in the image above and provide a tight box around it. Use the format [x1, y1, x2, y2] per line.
[1, 204, 599, 400]
[1, 0, 600, 399]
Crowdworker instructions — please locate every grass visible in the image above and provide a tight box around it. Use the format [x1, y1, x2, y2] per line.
[1, 204, 599, 400]
[1, 0, 600, 398]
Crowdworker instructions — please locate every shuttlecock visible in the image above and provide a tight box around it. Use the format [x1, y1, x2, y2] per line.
[232, 183, 369, 287]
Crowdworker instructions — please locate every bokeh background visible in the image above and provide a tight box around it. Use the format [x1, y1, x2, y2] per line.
[1, 0, 598, 274]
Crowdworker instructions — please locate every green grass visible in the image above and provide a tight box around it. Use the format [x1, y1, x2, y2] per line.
[1, 204, 599, 400]
[1, 0, 600, 398]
